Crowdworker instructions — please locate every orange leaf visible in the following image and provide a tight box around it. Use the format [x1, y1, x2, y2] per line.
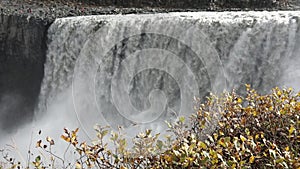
[36, 140, 42, 148]
[61, 135, 71, 142]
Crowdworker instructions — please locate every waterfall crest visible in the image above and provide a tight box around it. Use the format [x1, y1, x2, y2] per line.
[38, 12, 300, 138]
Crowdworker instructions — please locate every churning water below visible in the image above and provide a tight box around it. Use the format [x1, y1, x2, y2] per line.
[1, 11, 300, 162]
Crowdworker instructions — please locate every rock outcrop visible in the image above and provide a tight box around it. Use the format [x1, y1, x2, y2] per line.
[0, 14, 50, 132]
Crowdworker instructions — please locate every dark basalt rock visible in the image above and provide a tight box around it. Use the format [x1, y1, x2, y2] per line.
[0, 14, 50, 132]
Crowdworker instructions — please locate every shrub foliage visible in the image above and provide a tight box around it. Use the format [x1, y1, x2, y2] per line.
[1, 85, 299, 168]
[168, 85, 300, 168]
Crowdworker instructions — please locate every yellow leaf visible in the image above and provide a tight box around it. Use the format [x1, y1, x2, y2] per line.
[269, 106, 274, 111]
[75, 162, 82, 169]
[198, 141, 207, 150]
[295, 102, 300, 111]
[164, 155, 172, 162]
[213, 133, 218, 141]
[249, 156, 255, 163]
[285, 146, 289, 151]
[120, 166, 128, 169]
[240, 135, 247, 142]
[289, 125, 295, 135]
[237, 98, 243, 104]
[277, 90, 282, 97]
[72, 128, 79, 138]
[218, 138, 226, 148]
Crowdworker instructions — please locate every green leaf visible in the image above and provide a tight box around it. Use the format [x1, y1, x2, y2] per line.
[179, 116, 185, 123]
[198, 141, 207, 150]
[35, 156, 41, 162]
[245, 128, 250, 136]
[156, 140, 164, 150]
[101, 130, 109, 137]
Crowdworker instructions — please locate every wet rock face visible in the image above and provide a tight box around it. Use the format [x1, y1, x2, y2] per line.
[0, 14, 50, 133]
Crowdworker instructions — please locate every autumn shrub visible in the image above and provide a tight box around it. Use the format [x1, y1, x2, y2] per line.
[1, 85, 299, 168]
[159, 85, 300, 168]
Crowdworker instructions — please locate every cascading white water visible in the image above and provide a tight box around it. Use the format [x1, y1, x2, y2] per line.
[36, 11, 300, 140]
[0, 11, 299, 165]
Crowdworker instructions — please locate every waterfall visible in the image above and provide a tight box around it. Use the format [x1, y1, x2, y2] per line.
[36, 11, 300, 139]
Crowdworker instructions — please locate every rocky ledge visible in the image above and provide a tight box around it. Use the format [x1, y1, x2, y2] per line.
[0, 0, 198, 22]
[1, 0, 298, 22]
